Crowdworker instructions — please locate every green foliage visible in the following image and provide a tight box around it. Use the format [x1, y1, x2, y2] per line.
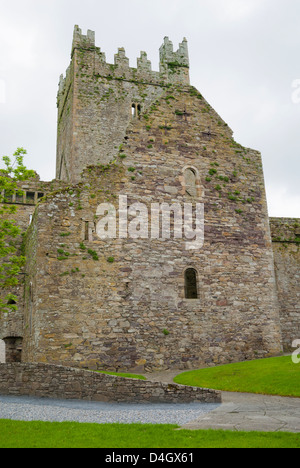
[167, 61, 189, 72]
[87, 249, 99, 261]
[209, 168, 217, 176]
[1, 148, 35, 182]
[0, 148, 35, 313]
[189, 87, 203, 100]
[159, 125, 172, 131]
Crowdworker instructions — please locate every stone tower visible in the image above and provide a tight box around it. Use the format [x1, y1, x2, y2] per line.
[56, 26, 190, 183]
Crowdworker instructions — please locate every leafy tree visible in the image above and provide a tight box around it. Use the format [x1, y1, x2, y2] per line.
[0, 148, 35, 313]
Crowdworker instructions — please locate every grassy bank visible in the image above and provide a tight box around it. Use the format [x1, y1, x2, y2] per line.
[174, 356, 300, 397]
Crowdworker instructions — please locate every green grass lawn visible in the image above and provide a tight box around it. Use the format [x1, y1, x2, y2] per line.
[0, 420, 299, 448]
[174, 356, 300, 397]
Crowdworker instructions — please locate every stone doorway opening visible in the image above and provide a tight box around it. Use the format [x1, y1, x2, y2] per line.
[2, 337, 23, 363]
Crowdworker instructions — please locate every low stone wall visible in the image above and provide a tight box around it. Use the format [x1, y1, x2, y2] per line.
[0, 363, 221, 404]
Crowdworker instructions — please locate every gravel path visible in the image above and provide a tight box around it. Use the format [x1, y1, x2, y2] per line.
[0, 395, 219, 425]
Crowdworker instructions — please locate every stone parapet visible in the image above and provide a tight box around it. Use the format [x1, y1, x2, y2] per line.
[57, 26, 190, 109]
[270, 217, 300, 244]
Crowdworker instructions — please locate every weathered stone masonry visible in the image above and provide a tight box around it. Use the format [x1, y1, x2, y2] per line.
[0, 363, 221, 403]
[0, 177, 67, 361]
[270, 218, 300, 351]
[0, 26, 299, 374]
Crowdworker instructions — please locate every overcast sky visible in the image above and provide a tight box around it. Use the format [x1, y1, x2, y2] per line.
[0, 0, 299, 217]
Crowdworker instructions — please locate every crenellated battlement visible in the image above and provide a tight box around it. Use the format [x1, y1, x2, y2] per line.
[72, 25, 95, 52]
[58, 26, 190, 99]
[159, 36, 189, 70]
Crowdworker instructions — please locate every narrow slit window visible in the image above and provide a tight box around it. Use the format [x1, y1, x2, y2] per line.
[84, 221, 89, 241]
[184, 268, 198, 299]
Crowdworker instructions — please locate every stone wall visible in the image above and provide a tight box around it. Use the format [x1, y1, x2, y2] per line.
[0, 363, 221, 403]
[270, 218, 300, 351]
[0, 178, 67, 342]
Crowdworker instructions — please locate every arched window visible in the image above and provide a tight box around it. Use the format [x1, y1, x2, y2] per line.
[131, 104, 136, 118]
[131, 103, 141, 119]
[184, 268, 198, 299]
[184, 168, 198, 197]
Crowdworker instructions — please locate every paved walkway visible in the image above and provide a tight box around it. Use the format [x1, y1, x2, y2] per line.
[182, 392, 300, 433]
[144, 370, 300, 433]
